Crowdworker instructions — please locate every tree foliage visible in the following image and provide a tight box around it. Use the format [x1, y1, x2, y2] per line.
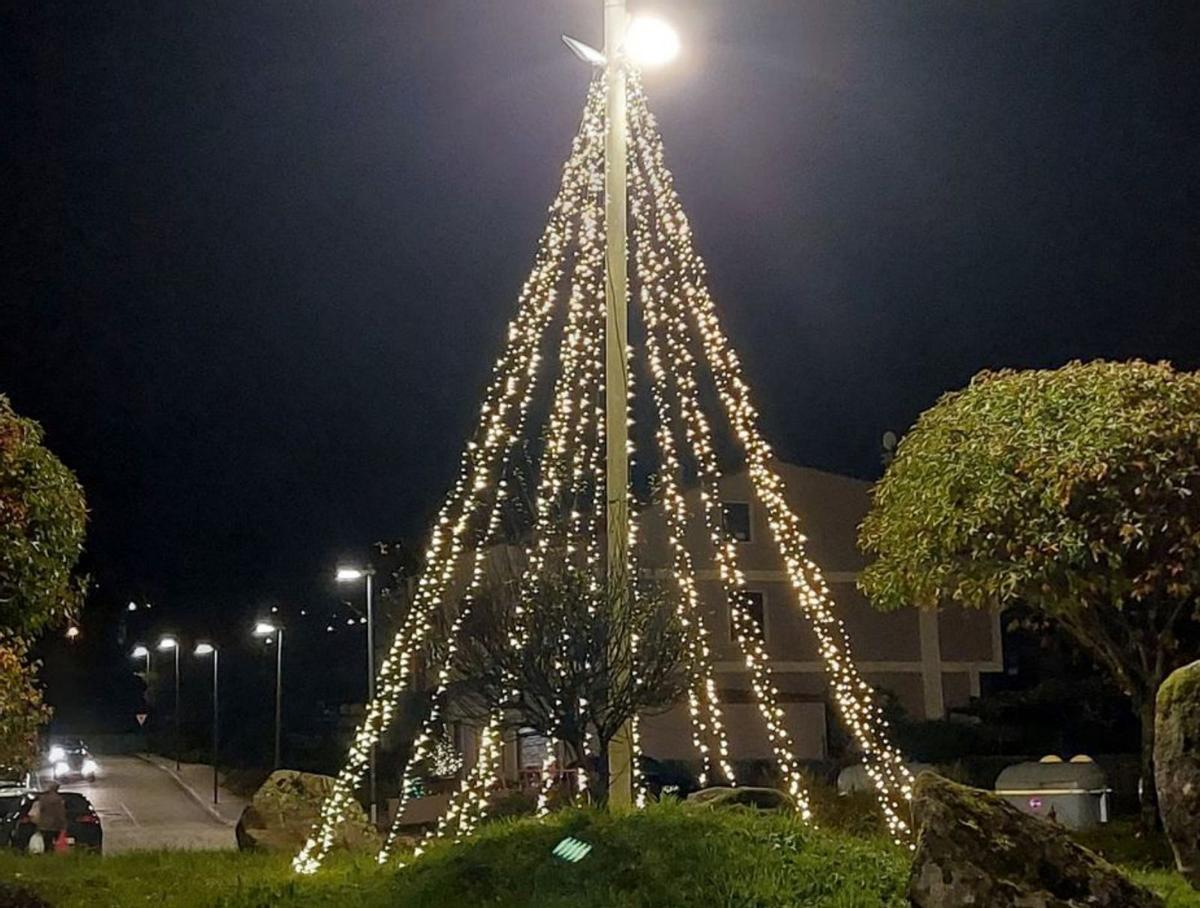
[0, 395, 87, 636]
[450, 560, 690, 797]
[0, 634, 52, 773]
[859, 360, 1200, 825]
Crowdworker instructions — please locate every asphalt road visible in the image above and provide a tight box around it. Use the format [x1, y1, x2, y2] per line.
[57, 755, 237, 853]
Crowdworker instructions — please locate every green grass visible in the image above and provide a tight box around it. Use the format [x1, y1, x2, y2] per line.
[1070, 820, 1200, 907]
[0, 802, 908, 907]
[0, 805, 1194, 907]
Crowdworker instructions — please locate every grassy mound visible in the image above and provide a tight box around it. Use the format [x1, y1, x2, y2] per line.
[0, 802, 909, 907]
[2, 805, 1195, 907]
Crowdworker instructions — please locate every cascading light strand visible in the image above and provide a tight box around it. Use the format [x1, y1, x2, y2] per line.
[631, 172, 733, 788]
[295, 79, 610, 877]
[628, 73, 913, 842]
[379, 79, 610, 867]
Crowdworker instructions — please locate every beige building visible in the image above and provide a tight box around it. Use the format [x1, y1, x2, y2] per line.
[635, 461, 1003, 763]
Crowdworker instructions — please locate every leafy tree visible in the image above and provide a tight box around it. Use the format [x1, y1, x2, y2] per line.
[450, 560, 690, 800]
[859, 360, 1200, 830]
[1, 395, 87, 636]
[0, 397, 85, 772]
[0, 634, 52, 773]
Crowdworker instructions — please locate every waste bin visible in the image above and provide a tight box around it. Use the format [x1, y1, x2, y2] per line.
[994, 754, 1110, 830]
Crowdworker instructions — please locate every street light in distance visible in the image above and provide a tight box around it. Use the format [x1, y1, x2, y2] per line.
[193, 642, 220, 804]
[157, 635, 182, 769]
[253, 620, 285, 768]
[335, 563, 378, 824]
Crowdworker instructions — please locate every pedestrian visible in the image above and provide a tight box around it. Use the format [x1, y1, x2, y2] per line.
[32, 781, 68, 853]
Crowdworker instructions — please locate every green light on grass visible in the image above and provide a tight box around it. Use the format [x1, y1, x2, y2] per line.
[551, 836, 592, 863]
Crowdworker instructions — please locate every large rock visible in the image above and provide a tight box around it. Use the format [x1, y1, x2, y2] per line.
[1156, 659, 1200, 888]
[908, 772, 1162, 908]
[235, 770, 379, 853]
[686, 786, 795, 812]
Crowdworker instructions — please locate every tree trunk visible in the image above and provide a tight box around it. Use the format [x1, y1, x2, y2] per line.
[1136, 696, 1160, 834]
[592, 740, 610, 806]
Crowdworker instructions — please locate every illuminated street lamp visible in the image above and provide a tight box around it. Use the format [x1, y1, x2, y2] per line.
[253, 621, 284, 769]
[130, 643, 151, 674]
[194, 643, 220, 804]
[335, 565, 377, 824]
[624, 14, 680, 67]
[157, 635, 181, 770]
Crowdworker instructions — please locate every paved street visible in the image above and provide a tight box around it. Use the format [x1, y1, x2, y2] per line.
[57, 755, 238, 853]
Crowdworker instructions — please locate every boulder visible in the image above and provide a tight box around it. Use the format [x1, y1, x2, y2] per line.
[1156, 659, 1200, 888]
[908, 772, 1162, 908]
[686, 786, 795, 812]
[235, 769, 379, 854]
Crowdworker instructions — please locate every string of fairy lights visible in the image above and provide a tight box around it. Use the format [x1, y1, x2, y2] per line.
[295, 79, 609, 875]
[628, 71, 913, 842]
[297, 70, 916, 876]
[629, 103, 813, 819]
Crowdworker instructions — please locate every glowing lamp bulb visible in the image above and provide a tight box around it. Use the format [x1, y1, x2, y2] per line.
[625, 15, 680, 67]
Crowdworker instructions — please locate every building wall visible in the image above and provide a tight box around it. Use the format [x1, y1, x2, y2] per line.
[637, 461, 1003, 763]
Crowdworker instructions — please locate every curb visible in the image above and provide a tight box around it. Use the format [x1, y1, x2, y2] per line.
[135, 753, 239, 828]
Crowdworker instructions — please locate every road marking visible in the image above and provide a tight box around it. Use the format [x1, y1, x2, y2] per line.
[120, 802, 140, 827]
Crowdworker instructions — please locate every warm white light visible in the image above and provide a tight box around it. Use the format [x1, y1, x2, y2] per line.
[65, 626, 80, 639]
[48, 745, 65, 763]
[131, 645, 149, 658]
[127, 602, 138, 612]
[157, 636, 177, 651]
[54, 761, 70, 778]
[253, 621, 277, 637]
[625, 15, 680, 67]
[336, 567, 364, 582]
[194, 642, 215, 656]
[82, 758, 99, 776]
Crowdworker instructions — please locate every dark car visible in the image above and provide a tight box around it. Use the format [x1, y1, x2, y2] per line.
[47, 738, 98, 783]
[4, 791, 103, 853]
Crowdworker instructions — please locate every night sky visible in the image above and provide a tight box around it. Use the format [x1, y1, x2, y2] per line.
[4, 2, 1199, 684]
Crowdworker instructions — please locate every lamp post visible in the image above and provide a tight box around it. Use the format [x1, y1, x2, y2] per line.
[157, 636, 181, 770]
[194, 643, 219, 804]
[336, 565, 378, 824]
[131, 643, 151, 676]
[253, 621, 284, 769]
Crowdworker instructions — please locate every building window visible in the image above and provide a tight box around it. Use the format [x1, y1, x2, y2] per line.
[731, 590, 766, 642]
[721, 501, 752, 543]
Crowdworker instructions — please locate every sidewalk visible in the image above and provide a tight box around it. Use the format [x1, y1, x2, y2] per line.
[137, 753, 248, 826]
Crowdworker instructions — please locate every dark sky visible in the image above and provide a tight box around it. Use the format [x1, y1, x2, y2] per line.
[4, 1, 1199, 641]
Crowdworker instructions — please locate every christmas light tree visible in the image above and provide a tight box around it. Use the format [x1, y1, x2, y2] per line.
[293, 32, 913, 880]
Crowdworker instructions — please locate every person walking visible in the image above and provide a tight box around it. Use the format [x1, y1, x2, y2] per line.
[32, 781, 68, 853]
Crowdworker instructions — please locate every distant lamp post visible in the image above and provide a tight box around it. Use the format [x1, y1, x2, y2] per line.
[194, 643, 220, 805]
[131, 644, 151, 674]
[65, 625, 80, 640]
[157, 635, 181, 770]
[336, 565, 378, 824]
[253, 621, 285, 769]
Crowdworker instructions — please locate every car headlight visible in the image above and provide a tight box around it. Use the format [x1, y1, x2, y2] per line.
[54, 761, 70, 778]
[82, 758, 98, 776]
[48, 745, 65, 763]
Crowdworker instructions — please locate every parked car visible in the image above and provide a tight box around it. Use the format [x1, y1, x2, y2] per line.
[46, 738, 98, 782]
[5, 791, 103, 853]
[0, 780, 35, 850]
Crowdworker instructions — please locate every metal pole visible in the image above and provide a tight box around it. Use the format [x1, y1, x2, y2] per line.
[366, 570, 377, 825]
[212, 649, 219, 804]
[274, 629, 284, 769]
[174, 645, 181, 771]
[604, 0, 633, 809]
